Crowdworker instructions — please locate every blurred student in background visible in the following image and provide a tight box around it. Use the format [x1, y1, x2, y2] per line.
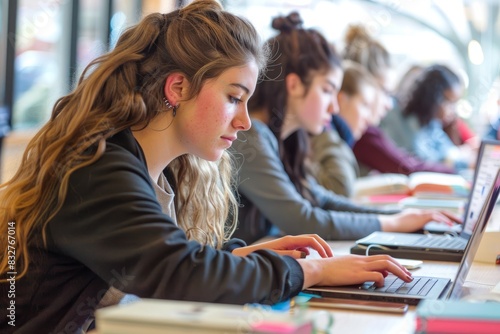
[344, 25, 456, 175]
[309, 61, 378, 197]
[231, 12, 459, 245]
[382, 64, 476, 172]
[390, 64, 479, 159]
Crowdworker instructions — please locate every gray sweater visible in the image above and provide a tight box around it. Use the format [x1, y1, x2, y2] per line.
[231, 120, 390, 244]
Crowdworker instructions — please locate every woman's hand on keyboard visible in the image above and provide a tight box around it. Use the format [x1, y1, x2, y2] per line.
[378, 208, 462, 233]
[298, 254, 414, 289]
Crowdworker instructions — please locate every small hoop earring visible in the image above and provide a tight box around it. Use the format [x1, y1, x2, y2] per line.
[163, 97, 178, 117]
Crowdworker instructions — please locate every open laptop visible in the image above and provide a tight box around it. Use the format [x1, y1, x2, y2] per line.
[304, 169, 500, 305]
[351, 140, 500, 262]
[445, 168, 500, 300]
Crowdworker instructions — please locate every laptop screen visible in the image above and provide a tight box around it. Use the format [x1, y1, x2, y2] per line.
[448, 168, 500, 300]
[460, 140, 500, 237]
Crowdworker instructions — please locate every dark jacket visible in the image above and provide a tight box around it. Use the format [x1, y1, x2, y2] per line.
[0, 129, 303, 334]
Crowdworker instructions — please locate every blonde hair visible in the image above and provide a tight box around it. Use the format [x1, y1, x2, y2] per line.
[343, 24, 390, 81]
[0, 0, 267, 282]
[340, 60, 379, 96]
[169, 154, 238, 248]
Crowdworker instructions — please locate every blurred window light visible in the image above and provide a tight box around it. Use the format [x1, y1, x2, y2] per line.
[468, 39, 484, 65]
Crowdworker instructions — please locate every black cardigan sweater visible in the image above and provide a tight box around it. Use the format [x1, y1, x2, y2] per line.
[0, 129, 303, 333]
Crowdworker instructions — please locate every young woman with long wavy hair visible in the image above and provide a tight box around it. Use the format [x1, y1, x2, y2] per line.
[0, 1, 417, 332]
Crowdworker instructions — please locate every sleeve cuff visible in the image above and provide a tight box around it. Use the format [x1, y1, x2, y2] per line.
[281, 256, 304, 298]
[222, 238, 247, 252]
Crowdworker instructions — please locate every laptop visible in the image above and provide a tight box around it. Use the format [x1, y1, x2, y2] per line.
[445, 169, 500, 300]
[351, 140, 500, 262]
[304, 169, 500, 305]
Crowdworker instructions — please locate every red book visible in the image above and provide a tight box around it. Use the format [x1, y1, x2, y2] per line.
[416, 317, 500, 334]
[415, 300, 500, 334]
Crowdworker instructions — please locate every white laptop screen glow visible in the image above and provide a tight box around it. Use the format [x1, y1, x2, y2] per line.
[462, 142, 500, 235]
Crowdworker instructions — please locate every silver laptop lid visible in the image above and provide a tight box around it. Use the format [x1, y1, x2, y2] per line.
[459, 140, 500, 240]
[447, 168, 500, 300]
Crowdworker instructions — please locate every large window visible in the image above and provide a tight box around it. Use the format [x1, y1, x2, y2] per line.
[0, 1, 7, 106]
[76, 0, 110, 80]
[0, 1, 10, 138]
[77, 0, 142, 78]
[110, 0, 142, 49]
[12, 0, 68, 129]
[8, 0, 145, 131]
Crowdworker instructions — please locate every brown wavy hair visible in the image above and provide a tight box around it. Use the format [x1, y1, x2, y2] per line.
[0, 0, 267, 282]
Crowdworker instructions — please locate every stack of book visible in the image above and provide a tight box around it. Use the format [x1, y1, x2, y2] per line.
[353, 172, 471, 199]
[96, 299, 315, 334]
[415, 299, 500, 334]
[353, 172, 470, 211]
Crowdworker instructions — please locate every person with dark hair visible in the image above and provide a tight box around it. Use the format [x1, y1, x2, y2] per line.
[0, 2, 420, 332]
[382, 64, 474, 171]
[388, 64, 478, 153]
[231, 12, 459, 245]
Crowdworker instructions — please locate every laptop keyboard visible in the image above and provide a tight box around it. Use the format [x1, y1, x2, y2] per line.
[414, 235, 467, 249]
[360, 276, 438, 296]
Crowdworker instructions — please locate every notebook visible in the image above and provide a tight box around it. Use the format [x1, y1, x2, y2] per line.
[304, 168, 500, 305]
[351, 140, 500, 262]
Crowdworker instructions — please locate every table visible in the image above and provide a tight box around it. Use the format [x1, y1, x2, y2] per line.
[306, 239, 500, 334]
[91, 212, 500, 334]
